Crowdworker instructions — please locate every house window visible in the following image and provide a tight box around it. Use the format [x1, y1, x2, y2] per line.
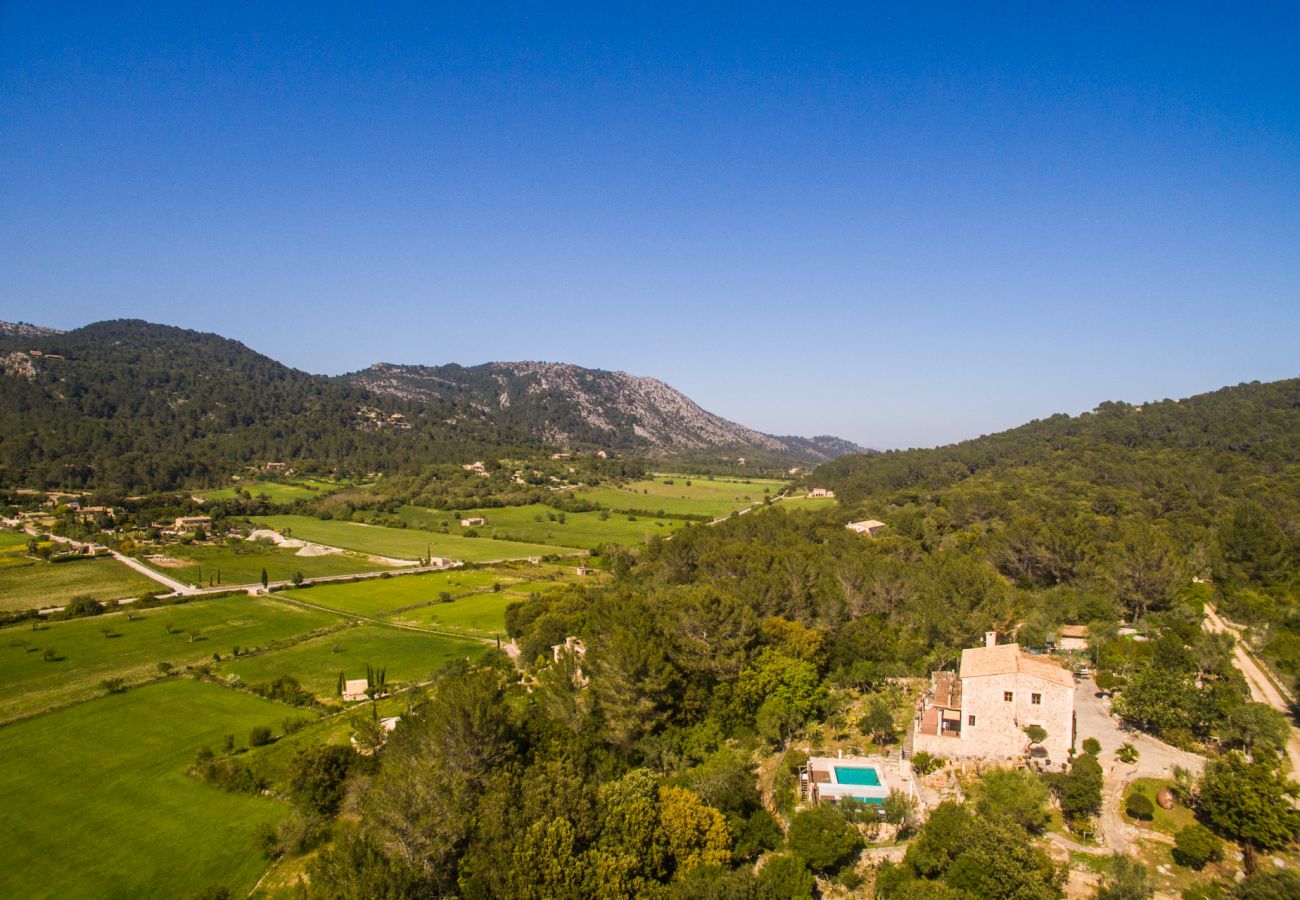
[967, 715, 976, 726]
[1004, 691, 1013, 702]
[1031, 693, 1042, 705]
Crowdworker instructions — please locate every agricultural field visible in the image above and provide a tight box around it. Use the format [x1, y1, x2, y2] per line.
[217, 624, 485, 698]
[198, 478, 351, 503]
[387, 590, 518, 638]
[396, 503, 685, 549]
[0, 555, 160, 612]
[139, 540, 397, 588]
[0, 679, 292, 900]
[0, 530, 31, 550]
[252, 515, 569, 563]
[775, 495, 838, 512]
[278, 568, 527, 618]
[577, 475, 788, 519]
[0, 595, 342, 723]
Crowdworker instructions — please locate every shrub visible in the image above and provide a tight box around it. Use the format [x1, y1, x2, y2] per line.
[1172, 824, 1223, 870]
[755, 852, 815, 899]
[1117, 742, 1140, 764]
[910, 751, 943, 776]
[1125, 792, 1155, 820]
[249, 726, 274, 747]
[1081, 737, 1102, 756]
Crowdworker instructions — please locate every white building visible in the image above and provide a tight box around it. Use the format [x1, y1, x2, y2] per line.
[460, 517, 487, 527]
[846, 519, 886, 536]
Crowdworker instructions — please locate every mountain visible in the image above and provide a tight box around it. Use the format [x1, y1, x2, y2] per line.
[0, 320, 522, 491]
[0, 320, 63, 338]
[347, 361, 867, 462]
[815, 377, 1300, 503]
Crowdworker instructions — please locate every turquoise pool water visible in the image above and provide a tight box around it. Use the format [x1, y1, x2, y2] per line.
[834, 766, 881, 786]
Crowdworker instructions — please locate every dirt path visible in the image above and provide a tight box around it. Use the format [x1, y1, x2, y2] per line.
[1203, 604, 1300, 775]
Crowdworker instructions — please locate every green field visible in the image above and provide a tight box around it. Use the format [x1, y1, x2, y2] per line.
[218, 624, 484, 697]
[0, 556, 160, 612]
[0, 596, 342, 723]
[578, 475, 788, 518]
[397, 503, 685, 548]
[388, 591, 517, 637]
[141, 541, 397, 587]
[0, 530, 31, 550]
[0, 679, 292, 899]
[776, 496, 838, 511]
[279, 568, 525, 617]
[199, 478, 349, 503]
[252, 515, 571, 563]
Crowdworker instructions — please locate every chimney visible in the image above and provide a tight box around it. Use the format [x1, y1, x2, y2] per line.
[985, 631, 997, 649]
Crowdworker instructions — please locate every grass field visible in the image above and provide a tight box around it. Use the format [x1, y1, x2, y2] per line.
[776, 496, 838, 511]
[252, 515, 571, 563]
[218, 623, 485, 697]
[279, 569, 525, 617]
[397, 503, 685, 549]
[578, 475, 788, 518]
[0, 556, 160, 612]
[0, 596, 342, 723]
[199, 478, 349, 503]
[0, 530, 31, 550]
[141, 541, 396, 587]
[387, 591, 517, 637]
[0, 679, 292, 899]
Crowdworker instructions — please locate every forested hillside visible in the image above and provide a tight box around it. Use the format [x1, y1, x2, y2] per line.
[0, 320, 527, 491]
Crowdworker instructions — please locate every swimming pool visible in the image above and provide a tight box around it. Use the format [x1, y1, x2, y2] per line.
[834, 766, 881, 786]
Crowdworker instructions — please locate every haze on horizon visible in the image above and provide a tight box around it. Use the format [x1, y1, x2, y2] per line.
[3, 4, 1297, 451]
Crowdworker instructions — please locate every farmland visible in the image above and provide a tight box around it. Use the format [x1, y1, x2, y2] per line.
[140, 540, 397, 587]
[387, 590, 520, 638]
[218, 623, 484, 697]
[577, 474, 787, 519]
[395, 502, 686, 548]
[277, 568, 528, 618]
[0, 556, 159, 612]
[0, 595, 341, 723]
[0, 679, 292, 900]
[198, 478, 351, 503]
[252, 515, 569, 563]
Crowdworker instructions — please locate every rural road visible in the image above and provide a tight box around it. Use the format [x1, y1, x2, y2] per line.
[1203, 604, 1300, 776]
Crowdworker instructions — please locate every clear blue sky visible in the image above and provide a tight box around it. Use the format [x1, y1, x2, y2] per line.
[3, 3, 1297, 449]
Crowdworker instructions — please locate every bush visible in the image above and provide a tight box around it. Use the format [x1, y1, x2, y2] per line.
[249, 725, 274, 747]
[1172, 824, 1223, 870]
[1081, 737, 1102, 756]
[910, 751, 942, 776]
[1125, 791, 1155, 820]
[1117, 742, 1140, 764]
[754, 853, 814, 899]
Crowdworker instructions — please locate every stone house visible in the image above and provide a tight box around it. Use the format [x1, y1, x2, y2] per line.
[846, 519, 886, 536]
[911, 632, 1075, 767]
[1054, 625, 1090, 652]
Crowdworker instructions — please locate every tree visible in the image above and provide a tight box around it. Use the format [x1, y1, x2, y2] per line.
[1082, 737, 1102, 756]
[657, 786, 732, 879]
[975, 769, 1051, 834]
[860, 694, 897, 744]
[289, 743, 357, 816]
[786, 805, 859, 874]
[1222, 704, 1290, 756]
[260, 568, 269, 589]
[1233, 869, 1300, 899]
[1024, 723, 1048, 753]
[1102, 523, 1184, 624]
[1172, 824, 1223, 870]
[1093, 854, 1153, 900]
[1053, 752, 1103, 825]
[249, 725, 273, 747]
[1125, 792, 1154, 820]
[754, 853, 814, 899]
[1198, 751, 1300, 853]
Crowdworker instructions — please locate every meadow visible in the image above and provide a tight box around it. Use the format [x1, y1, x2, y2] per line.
[140, 540, 395, 587]
[775, 495, 838, 511]
[0, 595, 341, 723]
[199, 478, 349, 503]
[0, 529, 31, 549]
[278, 568, 526, 617]
[396, 503, 685, 548]
[0, 679, 293, 899]
[0, 555, 160, 612]
[252, 515, 569, 563]
[577, 475, 788, 519]
[218, 623, 485, 697]
[387, 590, 518, 638]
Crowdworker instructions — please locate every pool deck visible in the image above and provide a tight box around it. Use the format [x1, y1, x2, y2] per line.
[804, 754, 892, 803]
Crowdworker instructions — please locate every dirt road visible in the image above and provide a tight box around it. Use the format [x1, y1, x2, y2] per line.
[1204, 604, 1300, 775]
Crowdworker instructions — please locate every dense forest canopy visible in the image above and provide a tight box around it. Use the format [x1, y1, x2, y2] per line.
[0, 320, 533, 491]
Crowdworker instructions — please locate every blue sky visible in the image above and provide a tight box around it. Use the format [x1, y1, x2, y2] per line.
[2, 3, 1297, 449]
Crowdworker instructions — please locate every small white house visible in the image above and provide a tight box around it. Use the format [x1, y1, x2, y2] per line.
[342, 679, 370, 702]
[808, 488, 835, 498]
[460, 517, 487, 527]
[846, 519, 886, 536]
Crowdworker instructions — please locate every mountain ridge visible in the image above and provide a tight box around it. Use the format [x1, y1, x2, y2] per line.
[346, 360, 867, 461]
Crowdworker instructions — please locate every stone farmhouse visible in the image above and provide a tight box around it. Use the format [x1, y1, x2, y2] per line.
[911, 632, 1075, 767]
[1053, 625, 1090, 652]
[807, 488, 835, 498]
[846, 519, 886, 536]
